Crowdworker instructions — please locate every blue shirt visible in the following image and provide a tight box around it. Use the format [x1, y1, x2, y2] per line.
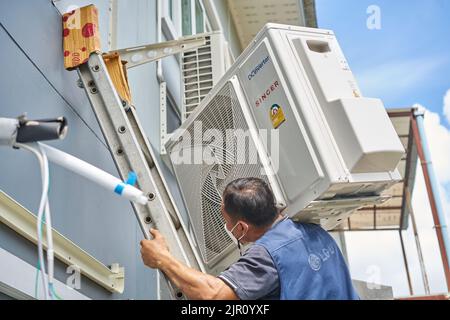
[219, 217, 359, 300]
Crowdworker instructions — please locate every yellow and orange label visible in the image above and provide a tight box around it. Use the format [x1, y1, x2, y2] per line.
[270, 104, 286, 129]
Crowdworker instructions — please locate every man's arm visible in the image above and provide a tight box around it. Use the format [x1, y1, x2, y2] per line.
[140, 228, 238, 300]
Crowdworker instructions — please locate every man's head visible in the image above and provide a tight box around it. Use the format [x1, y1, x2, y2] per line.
[221, 177, 279, 244]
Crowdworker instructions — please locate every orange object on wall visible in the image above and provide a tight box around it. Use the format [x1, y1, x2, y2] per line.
[62, 4, 101, 70]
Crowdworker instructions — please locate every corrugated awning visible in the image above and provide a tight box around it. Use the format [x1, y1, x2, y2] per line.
[335, 108, 418, 231]
[227, 0, 317, 50]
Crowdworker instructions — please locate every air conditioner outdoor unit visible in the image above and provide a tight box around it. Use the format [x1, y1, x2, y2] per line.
[181, 31, 232, 121]
[165, 24, 405, 272]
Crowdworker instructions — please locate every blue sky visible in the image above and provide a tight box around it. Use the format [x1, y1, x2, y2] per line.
[316, 0, 450, 297]
[316, 0, 450, 123]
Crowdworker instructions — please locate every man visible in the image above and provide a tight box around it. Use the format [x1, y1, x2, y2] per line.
[140, 177, 359, 300]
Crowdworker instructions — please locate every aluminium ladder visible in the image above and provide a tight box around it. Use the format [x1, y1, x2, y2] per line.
[75, 38, 206, 300]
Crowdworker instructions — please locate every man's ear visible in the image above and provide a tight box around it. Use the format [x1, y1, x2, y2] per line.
[240, 221, 249, 234]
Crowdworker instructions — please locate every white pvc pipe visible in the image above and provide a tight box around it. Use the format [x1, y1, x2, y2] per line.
[38, 143, 148, 205]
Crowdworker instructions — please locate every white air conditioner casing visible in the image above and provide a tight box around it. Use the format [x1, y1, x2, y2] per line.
[181, 32, 232, 121]
[166, 24, 404, 272]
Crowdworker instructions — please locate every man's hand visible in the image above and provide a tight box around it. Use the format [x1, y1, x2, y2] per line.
[139, 228, 238, 300]
[140, 228, 170, 269]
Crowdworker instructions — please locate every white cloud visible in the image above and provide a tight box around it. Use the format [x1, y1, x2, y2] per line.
[410, 164, 447, 295]
[344, 104, 450, 298]
[356, 57, 447, 100]
[345, 231, 416, 297]
[444, 89, 450, 126]
[423, 108, 450, 186]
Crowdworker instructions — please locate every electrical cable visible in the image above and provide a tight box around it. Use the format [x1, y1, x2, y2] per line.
[11, 140, 147, 299]
[34, 253, 41, 298]
[50, 283, 63, 300]
[39, 144, 55, 298]
[15, 143, 50, 300]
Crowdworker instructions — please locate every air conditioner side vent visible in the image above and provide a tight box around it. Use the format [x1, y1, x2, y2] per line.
[180, 32, 229, 121]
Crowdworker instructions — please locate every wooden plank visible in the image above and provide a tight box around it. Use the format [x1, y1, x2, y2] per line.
[63, 5, 101, 70]
[103, 52, 132, 104]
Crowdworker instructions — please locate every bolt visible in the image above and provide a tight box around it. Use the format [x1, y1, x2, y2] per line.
[118, 126, 126, 134]
[145, 216, 152, 224]
[76, 79, 84, 88]
[176, 291, 184, 299]
[92, 65, 100, 72]
[90, 87, 98, 94]
[147, 193, 156, 201]
[117, 148, 124, 155]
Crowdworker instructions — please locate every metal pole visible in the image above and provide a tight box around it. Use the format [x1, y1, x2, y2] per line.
[411, 106, 450, 291]
[405, 187, 431, 295]
[399, 230, 414, 296]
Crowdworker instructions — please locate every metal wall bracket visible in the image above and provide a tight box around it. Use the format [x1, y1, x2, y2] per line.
[109, 36, 206, 69]
[0, 190, 125, 293]
[105, 37, 206, 156]
[159, 83, 174, 155]
[159, 81, 168, 154]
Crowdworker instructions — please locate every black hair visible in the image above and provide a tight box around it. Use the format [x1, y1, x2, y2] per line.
[222, 177, 278, 227]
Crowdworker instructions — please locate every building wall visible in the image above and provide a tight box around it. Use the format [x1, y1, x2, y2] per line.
[0, 0, 240, 299]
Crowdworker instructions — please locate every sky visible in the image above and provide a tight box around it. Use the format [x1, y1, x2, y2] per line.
[315, 0, 450, 297]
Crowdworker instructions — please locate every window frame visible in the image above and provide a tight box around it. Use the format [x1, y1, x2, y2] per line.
[161, 0, 181, 39]
[162, 0, 216, 39]
[185, 0, 204, 36]
[194, 0, 206, 34]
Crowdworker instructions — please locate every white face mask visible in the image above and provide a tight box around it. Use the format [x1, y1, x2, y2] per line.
[224, 222, 247, 254]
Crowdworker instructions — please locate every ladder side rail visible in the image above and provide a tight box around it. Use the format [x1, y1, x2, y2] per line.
[125, 103, 205, 272]
[77, 53, 202, 299]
